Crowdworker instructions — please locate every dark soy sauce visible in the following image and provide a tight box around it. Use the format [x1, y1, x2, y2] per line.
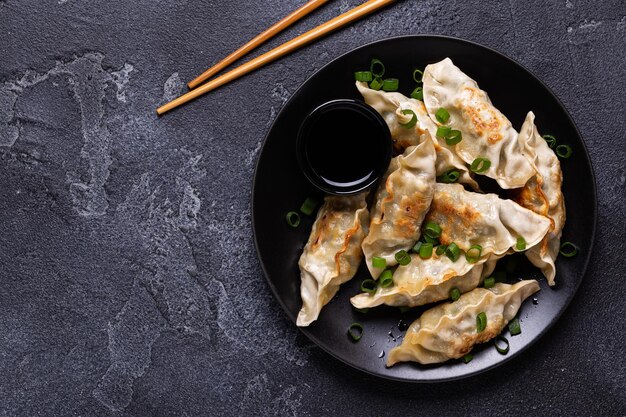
[304, 106, 388, 192]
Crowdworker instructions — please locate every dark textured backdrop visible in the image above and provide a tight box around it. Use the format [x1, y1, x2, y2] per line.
[1, 0, 624, 415]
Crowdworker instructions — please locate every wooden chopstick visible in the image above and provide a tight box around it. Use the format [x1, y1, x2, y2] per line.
[157, 0, 396, 116]
[188, 0, 330, 90]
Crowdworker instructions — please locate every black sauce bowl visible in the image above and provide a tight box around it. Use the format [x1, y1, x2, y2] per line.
[296, 99, 392, 195]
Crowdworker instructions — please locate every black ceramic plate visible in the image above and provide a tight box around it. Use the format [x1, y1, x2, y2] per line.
[252, 36, 596, 382]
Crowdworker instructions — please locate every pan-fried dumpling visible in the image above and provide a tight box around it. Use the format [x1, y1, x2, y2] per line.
[297, 193, 369, 327]
[356, 81, 478, 190]
[350, 252, 499, 309]
[387, 280, 540, 366]
[514, 112, 566, 285]
[422, 58, 536, 189]
[361, 137, 436, 278]
[425, 183, 551, 256]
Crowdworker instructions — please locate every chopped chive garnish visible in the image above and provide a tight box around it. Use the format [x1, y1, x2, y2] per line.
[435, 107, 450, 124]
[436, 244, 447, 256]
[372, 256, 387, 269]
[370, 58, 385, 78]
[379, 269, 394, 288]
[300, 197, 318, 216]
[494, 271, 507, 283]
[413, 68, 423, 83]
[439, 170, 460, 184]
[476, 312, 487, 333]
[360, 279, 377, 294]
[556, 144, 572, 159]
[412, 241, 423, 253]
[559, 241, 579, 258]
[470, 157, 491, 173]
[445, 242, 461, 262]
[543, 134, 557, 148]
[423, 234, 439, 245]
[445, 129, 463, 146]
[424, 221, 442, 239]
[369, 77, 384, 90]
[419, 243, 433, 259]
[382, 78, 399, 92]
[465, 244, 482, 263]
[348, 323, 364, 342]
[411, 86, 424, 101]
[494, 335, 509, 354]
[484, 277, 495, 289]
[462, 353, 473, 364]
[508, 318, 521, 336]
[354, 71, 373, 82]
[450, 287, 461, 301]
[285, 211, 300, 227]
[394, 250, 411, 266]
[355, 307, 370, 314]
[399, 109, 417, 129]
[516, 236, 527, 251]
[436, 126, 452, 138]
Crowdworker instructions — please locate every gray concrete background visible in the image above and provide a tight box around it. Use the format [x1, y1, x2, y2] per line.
[1, 0, 624, 415]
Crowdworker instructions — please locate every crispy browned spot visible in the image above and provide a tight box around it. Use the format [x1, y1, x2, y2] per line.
[462, 87, 503, 142]
[334, 215, 363, 276]
[426, 192, 481, 245]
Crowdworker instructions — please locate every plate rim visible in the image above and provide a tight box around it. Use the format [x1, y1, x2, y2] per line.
[251, 34, 598, 383]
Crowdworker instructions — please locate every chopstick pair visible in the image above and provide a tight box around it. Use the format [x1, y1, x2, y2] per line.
[157, 0, 396, 115]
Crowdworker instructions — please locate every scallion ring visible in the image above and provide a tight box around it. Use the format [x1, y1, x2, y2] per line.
[436, 244, 447, 256]
[543, 134, 557, 148]
[419, 243, 433, 259]
[360, 279, 377, 294]
[369, 77, 384, 91]
[372, 256, 387, 269]
[465, 244, 482, 263]
[394, 250, 411, 266]
[559, 242, 579, 258]
[440, 170, 460, 184]
[470, 157, 491, 173]
[445, 242, 461, 262]
[516, 236, 527, 251]
[508, 318, 521, 336]
[435, 107, 450, 124]
[370, 58, 385, 78]
[285, 211, 300, 228]
[411, 86, 424, 101]
[445, 129, 463, 146]
[476, 312, 487, 333]
[354, 71, 373, 82]
[450, 287, 461, 301]
[399, 109, 417, 129]
[462, 353, 473, 364]
[412, 241, 422, 253]
[424, 221, 442, 239]
[412, 68, 423, 83]
[436, 126, 452, 138]
[382, 78, 399, 92]
[484, 277, 495, 289]
[347, 323, 364, 342]
[300, 197, 318, 216]
[556, 144, 572, 159]
[355, 307, 369, 314]
[423, 234, 439, 245]
[494, 335, 509, 354]
[379, 269, 394, 288]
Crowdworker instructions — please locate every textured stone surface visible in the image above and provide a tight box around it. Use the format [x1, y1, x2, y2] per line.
[1, 0, 625, 415]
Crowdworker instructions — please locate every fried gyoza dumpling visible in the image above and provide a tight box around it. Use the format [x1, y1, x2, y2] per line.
[356, 81, 478, 190]
[387, 280, 540, 366]
[514, 112, 566, 286]
[422, 58, 536, 189]
[361, 137, 436, 278]
[297, 193, 369, 327]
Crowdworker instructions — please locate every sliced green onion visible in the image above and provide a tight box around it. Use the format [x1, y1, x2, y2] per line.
[369, 77, 383, 91]
[508, 318, 521, 336]
[285, 211, 300, 227]
[399, 109, 417, 129]
[424, 221, 442, 239]
[423, 235, 439, 245]
[450, 287, 461, 301]
[354, 71, 373, 82]
[484, 277, 495, 289]
[419, 243, 433, 259]
[355, 307, 370, 314]
[436, 126, 451, 138]
[348, 323, 364, 342]
[494, 335, 509, 354]
[394, 250, 411, 266]
[300, 197, 318, 216]
[445, 242, 461, 262]
[411, 86, 424, 101]
[412, 241, 422, 253]
[439, 170, 460, 184]
[445, 129, 463, 146]
[476, 312, 487, 333]
[556, 144, 572, 159]
[516, 236, 527, 251]
[559, 241, 579, 258]
[370, 58, 385, 78]
[412, 68, 423, 83]
[435, 107, 450, 124]
[379, 269, 394, 288]
[543, 134, 557, 148]
[436, 244, 447, 256]
[372, 256, 387, 269]
[462, 353, 473, 364]
[470, 157, 491, 173]
[465, 244, 482, 263]
[382, 78, 399, 92]
[360, 279, 377, 294]
[494, 271, 507, 283]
